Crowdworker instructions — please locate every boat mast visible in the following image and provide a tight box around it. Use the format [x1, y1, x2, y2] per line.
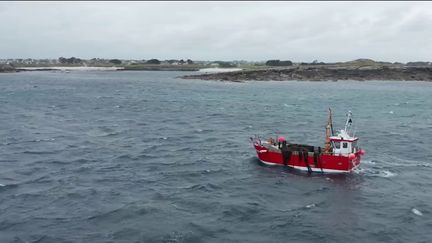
[344, 111, 353, 135]
[324, 108, 333, 153]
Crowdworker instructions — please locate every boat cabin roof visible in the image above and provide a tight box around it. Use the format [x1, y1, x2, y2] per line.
[329, 136, 358, 142]
[329, 129, 358, 142]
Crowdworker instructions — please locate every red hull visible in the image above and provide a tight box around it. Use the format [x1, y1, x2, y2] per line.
[254, 142, 361, 173]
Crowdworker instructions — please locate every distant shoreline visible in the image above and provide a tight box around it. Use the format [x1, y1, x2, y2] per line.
[2, 61, 432, 82]
[16, 66, 122, 71]
[14, 66, 200, 72]
[0, 64, 205, 73]
[0, 65, 243, 73]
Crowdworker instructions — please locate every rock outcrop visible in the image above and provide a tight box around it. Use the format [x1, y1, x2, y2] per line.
[180, 66, 432, 82]
[0, 64, 16, 73]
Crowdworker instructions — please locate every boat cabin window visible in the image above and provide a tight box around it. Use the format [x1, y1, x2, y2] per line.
[342, 142, 348, 148]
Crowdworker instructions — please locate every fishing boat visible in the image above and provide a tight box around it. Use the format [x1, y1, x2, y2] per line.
[251, 109, 365, 173]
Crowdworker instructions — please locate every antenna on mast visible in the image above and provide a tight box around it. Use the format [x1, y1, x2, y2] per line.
[344, 111, 353, 135]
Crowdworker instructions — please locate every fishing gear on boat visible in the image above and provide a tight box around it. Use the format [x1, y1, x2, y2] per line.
[302, 149, 312, 174]
[251, 109, 364, 173]
[281, 141, 291, 166]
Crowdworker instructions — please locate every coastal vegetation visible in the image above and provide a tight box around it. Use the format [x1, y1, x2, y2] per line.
[58, 57, 83, 64]
[265, 60, 293, 66]
[109, 59, 122, 65]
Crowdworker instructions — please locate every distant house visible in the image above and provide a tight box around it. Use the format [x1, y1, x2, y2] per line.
[125, 60, 140, 65]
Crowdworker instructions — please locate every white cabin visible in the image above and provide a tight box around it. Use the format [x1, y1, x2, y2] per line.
[330, 130, 358, 156]
[330, 111, 359, 156]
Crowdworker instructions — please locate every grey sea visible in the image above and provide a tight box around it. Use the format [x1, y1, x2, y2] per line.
[0, 71, 431, 242]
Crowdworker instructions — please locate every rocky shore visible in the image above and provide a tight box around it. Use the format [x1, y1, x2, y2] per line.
[0, 64, 16, 73]
[180, 66, 432, 82]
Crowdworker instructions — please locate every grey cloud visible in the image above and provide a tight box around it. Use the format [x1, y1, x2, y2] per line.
[1, 1, 432, 62]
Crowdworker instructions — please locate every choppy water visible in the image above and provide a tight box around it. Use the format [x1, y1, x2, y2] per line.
[0, 71, 431, 242]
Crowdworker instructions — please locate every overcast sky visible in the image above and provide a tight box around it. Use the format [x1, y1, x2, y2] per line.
[1, 1, 432, 62]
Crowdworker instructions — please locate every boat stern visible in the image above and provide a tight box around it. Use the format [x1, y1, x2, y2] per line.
[348, 149, 365, 171]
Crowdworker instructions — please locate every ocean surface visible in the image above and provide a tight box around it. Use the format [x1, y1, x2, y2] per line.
[0, 71, 431, 243]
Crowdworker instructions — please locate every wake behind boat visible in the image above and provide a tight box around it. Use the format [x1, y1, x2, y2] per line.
[251, 109, 365, 173]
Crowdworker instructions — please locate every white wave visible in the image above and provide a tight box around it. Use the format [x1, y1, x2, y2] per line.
[353, 167, 366, 174]
[384, 156, 430, 168]
[0, 183, 5, 187]
[380, 170, 397, 178]
[412, 208, 423, 216]
[32, 138, 56, 143]
[353, 168, 396, 178]
[198, 68, 242, 73]
[305, 203, 316, 209]
[389, 111, 394, 114]
[362, 160, 376, 165]
[417, 163, 432, 168]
